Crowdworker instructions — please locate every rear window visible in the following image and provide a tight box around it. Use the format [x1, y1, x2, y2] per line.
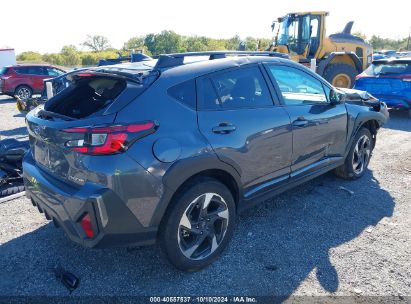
[168, 79, 196, 109]
[0, 67, 8, 75]
[14, 66, 46, 75]
[365, 61, 411, 76]
[45, 77, 127, 119]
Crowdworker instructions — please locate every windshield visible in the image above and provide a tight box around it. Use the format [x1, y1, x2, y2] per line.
[0, 67, 8, 75]
[364, 61, 411, 76]
[277, 15, 310, 55]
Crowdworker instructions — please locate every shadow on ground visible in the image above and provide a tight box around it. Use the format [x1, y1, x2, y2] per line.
[0, 170, 394, 296]
[383, 110, 411, 132]
[0, 127, 28, 137]
[0, 96, 16, 105]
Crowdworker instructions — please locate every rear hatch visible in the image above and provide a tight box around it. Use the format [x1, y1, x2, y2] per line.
[355, 59, 411, 96]
[26, 65, 159, 184]
[0, 67, 9, 92]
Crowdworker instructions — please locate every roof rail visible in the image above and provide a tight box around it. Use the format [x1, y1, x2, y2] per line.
[154, 51, 289, 69]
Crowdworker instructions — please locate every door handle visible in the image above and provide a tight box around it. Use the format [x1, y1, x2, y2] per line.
[292, 117, 309, 127]
[212, 123, 236, 134]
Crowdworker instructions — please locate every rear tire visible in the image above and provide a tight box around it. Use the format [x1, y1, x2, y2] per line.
[14, 85, 32, 101]
[159, 178, 236, 272]
[323, 63, 358, 88]
[334, 128, 373, 180]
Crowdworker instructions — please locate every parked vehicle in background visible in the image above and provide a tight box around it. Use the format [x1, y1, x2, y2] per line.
[0, 48, 16, 67]
[23, 52, 388, 271]
[397, 51, 411, 58]
[355, 57, 411, 116]
[268, 11, 373, 88]
[372, 50, 397, 61]
[0, 64, 65, 100]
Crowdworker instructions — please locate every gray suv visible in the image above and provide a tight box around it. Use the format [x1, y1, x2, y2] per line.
[23, 52, 389, 271]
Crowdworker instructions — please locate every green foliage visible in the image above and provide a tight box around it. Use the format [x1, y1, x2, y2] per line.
[16, 51, 42, 62]
[144, 31, 185, 55]
[369, 35, 408, 51]
[60, 45, 81, 67]
[80, 50, 119, 66]
[24, 30, 409, 68]
[42, 53, 64, 66]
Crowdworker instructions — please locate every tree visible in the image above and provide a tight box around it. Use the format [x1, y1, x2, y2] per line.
[82, 35, 111, 52]
[60, 45, 81, 66]
[184, 36, 208, 52]
[123, 36, 145, 50]
[244, 37, 259, 51]
[225, 35, 242, 50]
[17, 51, 43, 62]
[42, 53, 64, 66]
[144, 31, 184, 55]
[352, 32, 367, 41]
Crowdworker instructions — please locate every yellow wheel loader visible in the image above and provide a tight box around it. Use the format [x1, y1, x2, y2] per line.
[269, 11, 373, 88]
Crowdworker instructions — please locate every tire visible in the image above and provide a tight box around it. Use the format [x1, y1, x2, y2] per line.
[0, 184, 25, 197]
[323, 63, 358, 88]
[14, 85, 33, 101]
[159, 177, 236, 272]
[334, 128, 373, 180]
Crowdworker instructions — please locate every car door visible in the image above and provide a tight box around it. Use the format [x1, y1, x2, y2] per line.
[264, 64, 347, 175]
[28, 66, 48, 93]
[197, 64, 292, 197]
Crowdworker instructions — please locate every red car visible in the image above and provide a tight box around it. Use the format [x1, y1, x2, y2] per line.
[0, 64, 65, 100]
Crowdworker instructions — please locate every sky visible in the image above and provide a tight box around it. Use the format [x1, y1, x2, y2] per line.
[1, 0, 410, 54]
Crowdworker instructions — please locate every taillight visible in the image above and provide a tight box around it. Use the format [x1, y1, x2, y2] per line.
[79, 213, 94, 238]
[62, 121, 156, 155]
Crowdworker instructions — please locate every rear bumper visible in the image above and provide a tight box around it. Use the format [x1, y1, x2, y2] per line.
[23, 153, 159, 248]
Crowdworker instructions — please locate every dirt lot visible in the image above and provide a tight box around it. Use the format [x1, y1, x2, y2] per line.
[0, 95, 410, 298]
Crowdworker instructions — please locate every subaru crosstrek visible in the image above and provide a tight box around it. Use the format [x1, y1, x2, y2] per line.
[23, 52, 389, 271]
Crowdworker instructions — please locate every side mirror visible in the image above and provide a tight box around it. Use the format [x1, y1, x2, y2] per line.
[271, 21, 276, 32]
[329, 89, 346, 105]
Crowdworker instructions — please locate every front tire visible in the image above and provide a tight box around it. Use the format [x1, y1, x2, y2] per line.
[159, 178, 236, 272]
[323, 63, 358, 88]
[334, 128, 373, 180]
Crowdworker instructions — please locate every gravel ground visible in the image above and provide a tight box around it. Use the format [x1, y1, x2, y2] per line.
[0, 95, 410, 298]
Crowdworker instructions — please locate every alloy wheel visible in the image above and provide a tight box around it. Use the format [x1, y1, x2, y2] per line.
[177, 193, 229, 260]
[352, 135, 371, 175]
[16, 87, 31, 100]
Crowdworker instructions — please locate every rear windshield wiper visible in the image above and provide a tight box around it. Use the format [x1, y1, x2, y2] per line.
[38, 109, 75, 121]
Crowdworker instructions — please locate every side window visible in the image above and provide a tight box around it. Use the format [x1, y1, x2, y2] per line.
[267, 65, 328, 105]
[199, 78, 220, 110]
[26, 67, 46, 75]
[168, 79, 196, 109]
[14, 67, 29, 74]
[47, 68, 64, 77]
[210, 66, 273, 109]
